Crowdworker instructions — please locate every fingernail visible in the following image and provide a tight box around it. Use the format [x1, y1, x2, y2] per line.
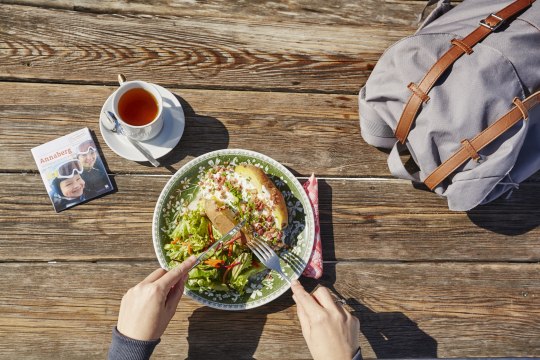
[291, 279, 300, 286]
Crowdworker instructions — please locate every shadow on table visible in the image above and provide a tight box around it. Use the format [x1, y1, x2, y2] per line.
[136, 93, 230, 173]
[350, 300, 438, 359]
[304, 263, 438, 360]
[466, 172, 540, 235]
[87, 129, 118, 196]
[394, 161, 540, 236]
[185, 297, 295, 360]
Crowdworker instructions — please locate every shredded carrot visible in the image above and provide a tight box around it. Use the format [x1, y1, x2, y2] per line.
[187, 243, 192, 255]
[228, 244, 233, 257]
[204, 258, 225, 268]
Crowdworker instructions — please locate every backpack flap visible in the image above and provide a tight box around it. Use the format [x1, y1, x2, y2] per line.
[359, 0, 539, 211]
[358, 87, 396, 149]
[418, 0, 454, 31]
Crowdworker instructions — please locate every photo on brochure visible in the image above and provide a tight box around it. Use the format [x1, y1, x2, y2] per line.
[31, 127, 114, 212]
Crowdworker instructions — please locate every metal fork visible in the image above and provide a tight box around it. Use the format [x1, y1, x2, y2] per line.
[247, 235, 291, 285]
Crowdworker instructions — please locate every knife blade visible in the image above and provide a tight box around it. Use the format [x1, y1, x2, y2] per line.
[188, 219, 247, 271]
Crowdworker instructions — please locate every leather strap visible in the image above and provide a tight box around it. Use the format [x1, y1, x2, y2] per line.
[450, 38, 474, 55]
[408, 82, 430, 103]
[513, 97, 528, 119]
[394, 0, 535, 144]
[424, 91, 540, 190]
[460, 139, 480, 161]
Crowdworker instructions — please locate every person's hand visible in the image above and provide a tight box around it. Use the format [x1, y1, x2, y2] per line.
[117, 256, 197, 341]
[291, 280, 360, 360]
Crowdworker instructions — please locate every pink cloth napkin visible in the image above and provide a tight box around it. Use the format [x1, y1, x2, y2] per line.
[302, 174, 323, 279]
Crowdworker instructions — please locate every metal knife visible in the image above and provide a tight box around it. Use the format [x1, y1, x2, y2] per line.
[188, 219, 247, 271]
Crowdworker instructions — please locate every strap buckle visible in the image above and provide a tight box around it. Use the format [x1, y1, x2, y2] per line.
[480, 13, 505, 31]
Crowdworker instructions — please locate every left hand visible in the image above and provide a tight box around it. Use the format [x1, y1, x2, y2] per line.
[116, 256, 197, 341]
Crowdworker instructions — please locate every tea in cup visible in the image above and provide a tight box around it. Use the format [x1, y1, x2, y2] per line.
[112, 81, 164, 141]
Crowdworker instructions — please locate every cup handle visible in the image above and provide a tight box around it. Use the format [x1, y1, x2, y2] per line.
[117, 74, 126, 85]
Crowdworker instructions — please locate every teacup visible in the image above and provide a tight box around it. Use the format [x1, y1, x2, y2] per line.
[112, 80, 164, 141]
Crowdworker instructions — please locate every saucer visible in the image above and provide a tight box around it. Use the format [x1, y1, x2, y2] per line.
[99, 84, 185, 162]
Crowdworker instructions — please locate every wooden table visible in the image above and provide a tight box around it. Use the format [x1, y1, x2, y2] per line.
[1, 1, 539, 359]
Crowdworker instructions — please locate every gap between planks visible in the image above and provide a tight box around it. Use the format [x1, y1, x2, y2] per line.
[0, 77, 361, 96]
[0, 259, 538, 265]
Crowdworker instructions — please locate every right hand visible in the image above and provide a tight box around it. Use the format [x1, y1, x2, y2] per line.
[291, 280, 360, 360]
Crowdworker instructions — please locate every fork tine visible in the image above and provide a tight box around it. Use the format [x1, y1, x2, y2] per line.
[253, 236, 273, 252]
[247, 242, 267, 261]
[248, 236, 291, 285]
[282, 252, 303, 275]
[251, 237, 273, 258]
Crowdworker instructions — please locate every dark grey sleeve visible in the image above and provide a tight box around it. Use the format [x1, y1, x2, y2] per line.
[108, 326, 161, 360]
[352, 347, 362, 360]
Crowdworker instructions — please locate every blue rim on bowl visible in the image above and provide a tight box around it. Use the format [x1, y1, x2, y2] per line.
[152, 149, 315, 310]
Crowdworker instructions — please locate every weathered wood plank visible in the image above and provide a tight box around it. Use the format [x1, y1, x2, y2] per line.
[1, 174, 538, 262]
[0, 82, 385, 176]
[0, 0, 433, 26]
[0, 262, 538, 359]
[6, 83, 537, 181]
[0, 4, 411, 92]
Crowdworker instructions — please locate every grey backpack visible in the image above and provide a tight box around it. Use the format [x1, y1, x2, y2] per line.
[359, 0, 540, 211]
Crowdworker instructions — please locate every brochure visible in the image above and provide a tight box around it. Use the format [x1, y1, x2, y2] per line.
[31, 128, 113, 212]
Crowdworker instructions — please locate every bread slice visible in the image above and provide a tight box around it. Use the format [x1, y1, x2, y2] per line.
[204, 199, 248, 244]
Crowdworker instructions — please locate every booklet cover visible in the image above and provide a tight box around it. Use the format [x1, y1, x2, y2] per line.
[31, 128, 113, 212]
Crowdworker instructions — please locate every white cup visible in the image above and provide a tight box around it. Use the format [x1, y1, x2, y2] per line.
[112, 80, 164, 141]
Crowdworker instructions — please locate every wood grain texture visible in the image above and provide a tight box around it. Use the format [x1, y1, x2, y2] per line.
[0, 0, 434, 26]
[0, 262, 538, 359]
[0, 82, 385, 176]
[0, 4, 411, 92]
[4, 82, 538, 180]
[0, 1, 537, 358]
[1, 174, 538, 262]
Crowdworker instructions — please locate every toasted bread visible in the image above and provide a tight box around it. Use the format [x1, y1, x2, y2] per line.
[204, 199, 248, 245]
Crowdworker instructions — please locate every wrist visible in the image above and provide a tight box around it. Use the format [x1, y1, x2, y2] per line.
[109, 326, 161, 360]
[116, 325, 161, 342]
[115, 326, 161, 343]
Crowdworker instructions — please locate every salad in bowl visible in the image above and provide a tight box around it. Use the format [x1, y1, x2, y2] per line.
[153, 149, 314, 310]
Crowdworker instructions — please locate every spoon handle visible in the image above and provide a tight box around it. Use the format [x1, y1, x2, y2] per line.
[106, 111, 160, 167]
